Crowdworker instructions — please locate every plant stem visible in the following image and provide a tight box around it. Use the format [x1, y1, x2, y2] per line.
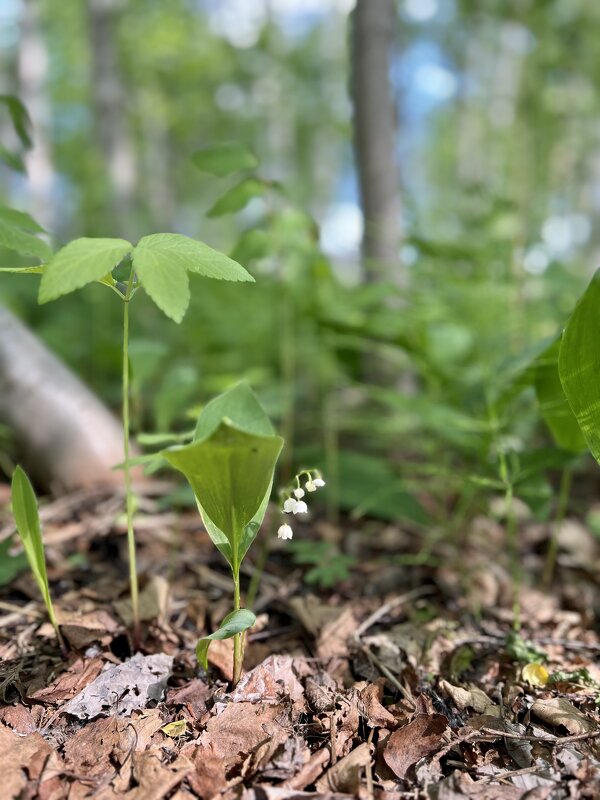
[232, 568, 242, 686]
[47, 602, 68, 658]
[122, 267, 140, 648]
[543, 465, 572, 588]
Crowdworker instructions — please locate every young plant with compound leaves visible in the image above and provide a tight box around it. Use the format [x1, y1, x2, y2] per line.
[2, 232, 254, 648]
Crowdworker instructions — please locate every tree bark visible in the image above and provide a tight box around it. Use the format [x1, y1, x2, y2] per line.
[18, 0, 55, 230]
[351, 0, 403, 283]
[0, 306, 126, 493]
[86, 0, 137, 236]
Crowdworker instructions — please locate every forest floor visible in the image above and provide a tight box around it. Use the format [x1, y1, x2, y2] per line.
[0, 482, 599, 800]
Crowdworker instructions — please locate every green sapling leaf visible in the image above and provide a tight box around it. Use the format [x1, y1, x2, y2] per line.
[196, 608, 256, 670]
[11, 466, 64, 649]
[206, 178, 267, 218]
[39, 237, 133, 303]
[0, 206, 46, 233]
[191, 143, 258, 177]
[0, 265, 45, 273]
[534, 337, 586, 453]
[0, 216, 52, 260]
[559, 269, 600, 464]
[132, 233, 254, 323]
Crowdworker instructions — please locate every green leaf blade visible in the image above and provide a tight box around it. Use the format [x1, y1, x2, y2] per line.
[559, 271, 600, 463]
[134, 233, 254, 286]
[39, 237, 132, 303]
[207, 178, 266, 218]
[194, 382, 274, 441]
[0, 217, 52, 260]
[162, 422, 283, 559]
[534, 337, 586, 453]
[11, 466, 51, 608]
[192, 143, 258, 177]
[196, 608, 256, 670]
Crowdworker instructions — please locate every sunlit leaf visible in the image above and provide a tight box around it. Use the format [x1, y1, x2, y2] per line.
[0, 217, 52, 260]
[39, 237, 132, 303]
[196, 608, 256, 670]
[558, 270, 600, 464]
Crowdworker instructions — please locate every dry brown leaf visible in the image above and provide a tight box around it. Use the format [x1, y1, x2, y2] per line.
[57, 609, 121, 649]
[383, 713, 447, 779]
[29, 657, 104, 705]
[315, 742, 372, 793]
[531, 698, 597, 735]
[203, 701, 290, 764]
[317, 607, 358, 660]
[167, 678, 211, 719]
[124, 750, 192, 800]
[358, 680, 397, 729]
[439, 679, 500, 716]
[0, 726, 56, 799]
[184, 740, 227, 800]
[231, 655, 305, 705]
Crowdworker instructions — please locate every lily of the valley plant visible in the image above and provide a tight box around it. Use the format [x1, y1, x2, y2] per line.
[278, 469, 326, 540]
[161, 382, 283, 685]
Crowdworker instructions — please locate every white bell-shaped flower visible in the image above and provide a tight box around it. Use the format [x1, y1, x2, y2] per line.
[305, 480, 317, 492]
[293, 487, 305, 499]
[313, 477, 326, 488]
[293, 500, 308, 514]
[277, 523, 293, 540]
[283, 497, 297, 513]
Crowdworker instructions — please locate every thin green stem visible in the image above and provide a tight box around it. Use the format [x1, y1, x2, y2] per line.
[543, 465, 572, 588]
[122, 267, 140, 648]
[232, 568, 242, 686]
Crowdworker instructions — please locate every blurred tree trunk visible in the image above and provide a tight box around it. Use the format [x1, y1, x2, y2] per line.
[18, 0, 55, 230]
[0, 307, 126, 493]
[351, 0, 403, 284]
[86, 0, 137, 237]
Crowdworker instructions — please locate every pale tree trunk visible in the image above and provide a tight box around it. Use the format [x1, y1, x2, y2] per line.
[86, 0, 137, 236]
[351, 0, 403, 284]
[18, 0, 55, 230]
[0, 307, 126, 493]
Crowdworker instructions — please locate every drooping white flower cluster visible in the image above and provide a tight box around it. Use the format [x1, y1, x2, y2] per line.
[276, 469, 326, 540]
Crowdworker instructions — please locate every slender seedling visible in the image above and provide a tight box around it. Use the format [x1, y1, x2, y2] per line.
[11, 466, 67, 657]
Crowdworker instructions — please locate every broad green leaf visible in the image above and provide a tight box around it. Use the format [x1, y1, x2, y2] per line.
[39, 237, 132, 303]
[559, 270, 600, 464]
[194, 382, 274, 441]
[207, 178, 266, 218]
[534, 337, 586, 453]
[11, 466, 56, 624]
[134, 233, 253, 282]
[196, 608, 256, 670]
[162, 422, 283, 566]
[0, 265, 44, 273]
[0, 206, 45, 232]
[0, 217, 52, 260]
[192, 143, 258, 177]
[132, 244, 189, 322]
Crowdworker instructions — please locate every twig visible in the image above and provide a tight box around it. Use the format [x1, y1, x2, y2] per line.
[361, 644, 416, 711]
[354, 586, 435, 639]
[480, 727, 600, 745]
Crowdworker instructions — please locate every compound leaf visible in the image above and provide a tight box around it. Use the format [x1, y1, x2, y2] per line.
[39, 237, 132, 303]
